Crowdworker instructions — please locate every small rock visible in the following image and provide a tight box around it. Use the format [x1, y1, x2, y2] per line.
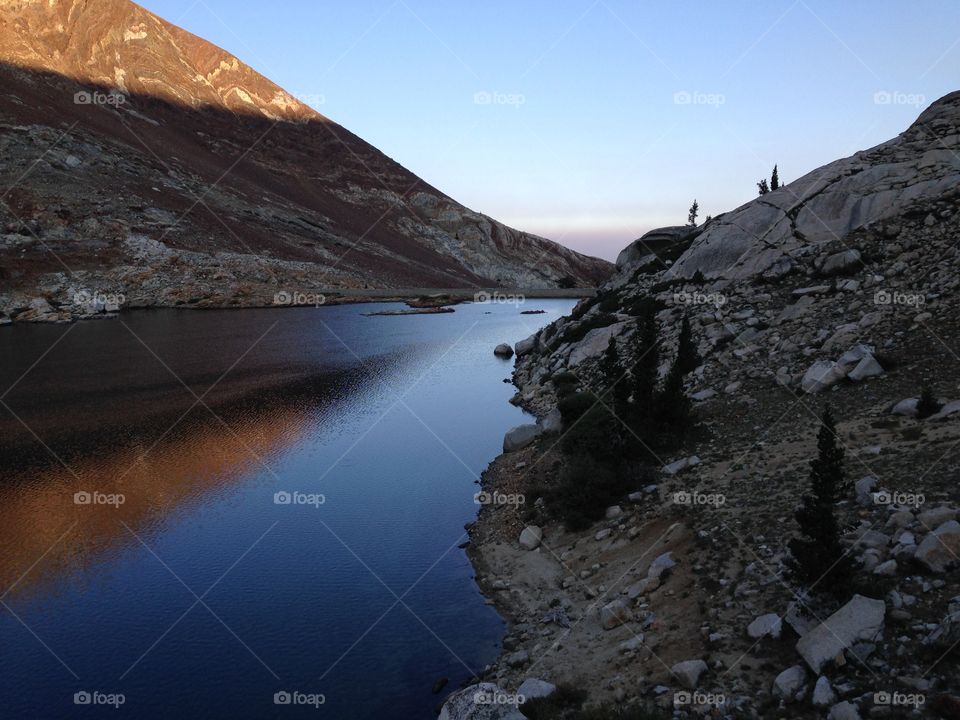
[518, 526, 542, 551]
[671, 659, 707, 690]
[772, 665, 806, 700]
[747, 613, 782, 639]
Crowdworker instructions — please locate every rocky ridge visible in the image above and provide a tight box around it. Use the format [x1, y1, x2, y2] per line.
[0, 0, 611, 324]
[448, 92, 960, 718]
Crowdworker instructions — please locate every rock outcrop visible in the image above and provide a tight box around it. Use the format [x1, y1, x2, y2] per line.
[0, 0, 611, 323]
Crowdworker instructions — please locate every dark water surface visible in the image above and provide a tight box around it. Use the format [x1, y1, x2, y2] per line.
[0, 300, 573, 719]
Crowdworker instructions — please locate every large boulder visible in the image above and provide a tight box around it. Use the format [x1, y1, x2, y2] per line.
[671, 659, 707, 689]
[493, 343, 514, 358]
[615, 225, 700, 270]
[796, 595, 885, 673]
[567, 322, 628, 367]
[818, 249, 862, 276]
[801, 360, 846, 393]
[915, 520, 960, 572]
[665, 92, 960, 280]
[439, 683, 525, 720]
[518, 526, 543, 551]
[503, 424, 540, 452]
[514, 334, 537, 357]
[516, 678, 556, 701]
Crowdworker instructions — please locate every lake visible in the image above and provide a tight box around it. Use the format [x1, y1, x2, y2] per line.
[0, 299, 573, 719]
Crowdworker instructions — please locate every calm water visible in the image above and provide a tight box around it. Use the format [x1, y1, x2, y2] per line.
[0, 300, 573, 719]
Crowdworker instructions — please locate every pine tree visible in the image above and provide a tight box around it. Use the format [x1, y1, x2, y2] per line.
[771, 164, 780, 191]
[687, 199, 699, 226]
[630, 307, 660, 420]
[788, 408, 852, 594]
[676, 315, 700, 375]
[757, 179, 770, 195]
[655, 355, 692, 443]
[917, 386, 941, 419]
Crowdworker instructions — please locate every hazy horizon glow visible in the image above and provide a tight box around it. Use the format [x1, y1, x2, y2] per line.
[138, 0, 960, 261]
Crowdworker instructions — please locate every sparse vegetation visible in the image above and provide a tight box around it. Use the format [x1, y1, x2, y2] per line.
[917, 385, 942, 418]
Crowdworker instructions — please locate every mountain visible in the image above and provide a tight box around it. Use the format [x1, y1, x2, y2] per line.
[0, 0, 611, 322]
[458, 91, 960, 716]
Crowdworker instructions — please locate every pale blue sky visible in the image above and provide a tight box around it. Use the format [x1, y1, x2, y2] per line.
[139, 0, 960, 260]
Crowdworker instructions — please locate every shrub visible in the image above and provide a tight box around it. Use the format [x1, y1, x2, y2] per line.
[550, 454, 628, 531]
[558, 392, 594, 427]
[917, 386, 941, 419]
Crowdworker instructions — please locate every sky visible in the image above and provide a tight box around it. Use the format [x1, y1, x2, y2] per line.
[139, 0, 960, 261]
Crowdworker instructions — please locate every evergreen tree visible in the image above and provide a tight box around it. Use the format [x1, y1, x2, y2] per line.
[771, 164, 780, 191]
[788, 408, 852, 594]
[676, 315, 700, 375]
[757, 179, 770, 195]
[917, 386, 941, 419]
[655, 355, 692, 443]
[687, 199, 699, 226]
[630, 307, 660, 421]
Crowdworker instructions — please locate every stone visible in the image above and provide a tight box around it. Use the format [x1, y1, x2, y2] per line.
[801, 360, 845, 393]
[820, 249, 862, 276]
[891, 398, 919, 416]
[854, 475, 878, 505]
[438, 683, 525, 720]
[689, 389, 716, 401]
[827, 701, 861, 720]
[539, 408, 562, 434]
[604, 505, 623, 519]
[812, 676, 836, 707]
[516, 678, 556, 701]
[647, 552, 675, 579]
[514, 334, 537, 357]
[518, 526, 542, 551]
[930, 400, 960, 421]
[503, 424, 540, 452]
[773, 665, 806, 700]
[505, 649, 529, 667]
[919, 506, 957, 528]
[796, 595, 885, 673]
[847, 354, 884, 381]
[747, 613, 782, 639]
[600, 599, 632, 630]
[662, 455, 701, 475]
[567, 322, 628, 367]
[494, 343, 514, 358]
[670, 659, 707, 689]
[615, 225, 700, 270]
[915, 520, 960, 572]
[873, 559, 897, 576]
